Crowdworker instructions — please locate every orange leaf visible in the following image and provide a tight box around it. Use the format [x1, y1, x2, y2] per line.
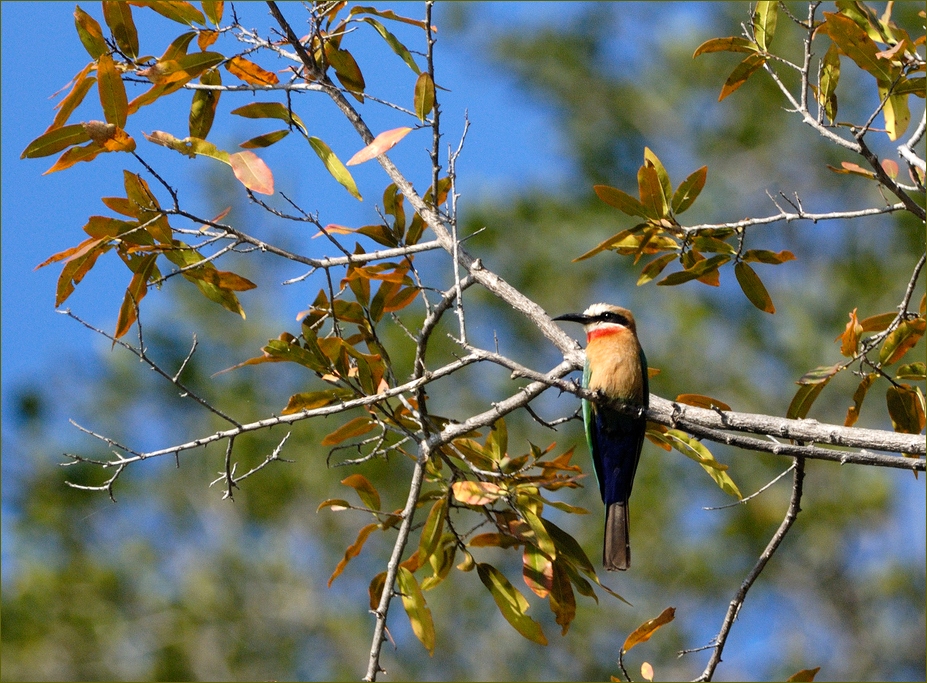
[622, 607, 676, 653]
[451, 480, 504, 506]
[96, 53, 129, 128]
[43, 141, 106, 174]
[321, 417, 376, 447]
[719, 53, 766, 101]
[226, 56, 279, 86]
[675, 394, 732, 411]
[228, 151, 274, 194]
[328, 523, 379, 587]
[340, 473, 381, 510]
[346, 127, 412, 166]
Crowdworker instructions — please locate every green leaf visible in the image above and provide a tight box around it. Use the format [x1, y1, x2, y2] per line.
[734, 261, 775, 313]
[414, 72, 436, 122]
[359, 17, 421, 74]
[144, 130, 230, 162]
[753, 1, 778, 51]
[397, 567, 436, 655]
[324, 44, 365, 101]
[239, 130, 290, 149]
[671, 166, 707, 214]
[308, 136, 362, 200]
[897, 362, 926, 381]
[477, 563, 548, 645]
[693, 36, 759, 58]
[522, 506, 556, 559]
[202, 0, 223, 25]
[719, 53, 767, 101]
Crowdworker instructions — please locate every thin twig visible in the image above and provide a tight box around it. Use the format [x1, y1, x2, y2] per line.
[692, 457, 806, 681]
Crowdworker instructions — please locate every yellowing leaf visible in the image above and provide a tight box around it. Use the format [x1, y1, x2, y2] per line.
[322, 418, 376, 448]
[102, 0, 139, 58]
[477, 563, 547, 645]
[21, 124, 91, 159]
[417, 497, 448, 565]
[239, 130, 290, 149]
[414, 72, 435, 122]
[229, 151, 274, 194]
[845, 373, 876, 427]
[144, 130, 230, 161]
[623, 607, 676, 652]
[359, 16, 421, 74]
[231, 101, 308, 135]
[43, 141, 107, 174]
[753, 1, 778, 51]
[787, 364, 841, 419]
[74, 6, 108, 59]
[593, 184, 647, 218]
[692, 36, 759, 57]
[202, 0, 223, 25]
[189, 69, 221, 138]
[346, 127, 412, 166]
[523, 544, 553, 598]
[281, 388, 353, 415]
[115, 254, 157, 339]
[304, 137, 361, 200]
[886, 385, 926, 434]
[787, 666, 822, 682]
[397, 567, 436, 655]
[226, 55, 279, 86]
[675, 394, 732, 411]
[127, 0, 205, 26]
[671, 166, 708, 214]
[879, 318, 926, 365]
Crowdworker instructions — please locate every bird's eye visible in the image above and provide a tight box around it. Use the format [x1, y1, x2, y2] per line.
[602, 312, 629, 326]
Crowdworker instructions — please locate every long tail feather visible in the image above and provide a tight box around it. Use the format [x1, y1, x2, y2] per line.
[604, 501, 630, 571]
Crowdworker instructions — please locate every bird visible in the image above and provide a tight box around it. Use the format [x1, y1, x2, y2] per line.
[554, 303, 649, 571]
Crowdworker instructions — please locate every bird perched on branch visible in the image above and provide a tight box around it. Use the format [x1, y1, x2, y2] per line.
[554, 303, 649, 571]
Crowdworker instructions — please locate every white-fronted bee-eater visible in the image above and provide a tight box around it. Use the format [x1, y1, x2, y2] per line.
[554, 303, 649, 571]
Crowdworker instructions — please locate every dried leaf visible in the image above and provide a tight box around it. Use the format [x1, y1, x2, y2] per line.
[229, 150, 275, 194]
[346, 127, 412, 166]
[675, 394, 732, 411]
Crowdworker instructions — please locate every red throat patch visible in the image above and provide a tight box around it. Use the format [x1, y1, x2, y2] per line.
[586, 325, 627, 342]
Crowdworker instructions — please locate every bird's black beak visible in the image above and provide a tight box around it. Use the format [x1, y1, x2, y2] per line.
[553, 312, 591, 324]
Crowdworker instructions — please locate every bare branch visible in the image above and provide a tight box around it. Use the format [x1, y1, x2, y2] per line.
[693, 457, 807, 682]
